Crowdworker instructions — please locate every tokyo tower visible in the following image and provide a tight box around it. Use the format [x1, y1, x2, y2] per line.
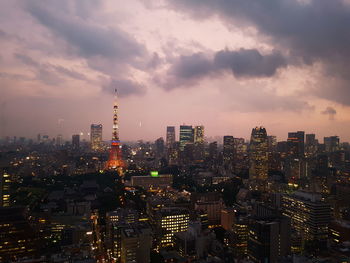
[106, 89, 124, 171]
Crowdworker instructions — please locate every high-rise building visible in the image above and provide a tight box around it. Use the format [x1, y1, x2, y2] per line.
[194, 125, 204, 144]
[305, 134, 318, 156]
[0, 171, 10, 207]
[72, 134, 80, 150]
[56, 134, 63, 146]
[324, 136, 339, 152]
[106, 209, 139, 261]
[267, 136, 277, 152]
[223, 136, 235, 168]
[249, 127, 268, 180]
[166, 126, 176, 149]
[120, 225, 152, 263]
[155, 207, 189, 248]
[107, 89, 124, 171]
[247, 216, 291, 263]
[155, 137, 165, 157]
[282, 191, 331, 247]
[0, 207, 38, 261]
[208, 141, 218, 161]
[90, 124, 103, 151]
[179, 125, 193, 151]
[287, 131, 305, 157]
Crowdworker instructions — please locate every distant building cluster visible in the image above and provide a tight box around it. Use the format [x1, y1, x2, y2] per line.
[2, 115, 350, 262]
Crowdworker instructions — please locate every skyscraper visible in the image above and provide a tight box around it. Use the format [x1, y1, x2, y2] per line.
[72, 134, 80, 150]
[90, 124, 103, 151]
[305, 134, 317, 156]
[267, 135, 277, 152]
[287, 131, 305, 157]
[166, 126, 176, 149]
[282, 191, 331, 247]
[194, 125, 204, 144]
[324, 136, 339, 152]
[223, 136, 234, 169]
[179, 125, 193, 151]
[106, 89, 124, 171]
[0, 171, 10, 207]
[248, 216, 291, 263]
[249, 127, 268, 180]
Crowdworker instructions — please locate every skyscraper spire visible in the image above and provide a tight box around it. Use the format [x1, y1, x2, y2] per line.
[106, 89, 124, 171]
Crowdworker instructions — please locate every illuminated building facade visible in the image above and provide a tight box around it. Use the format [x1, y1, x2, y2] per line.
[131, 174, 173, 190]
[194, 125, 204, 144]
[156, 208, 189, 248]
[249, 127, 268, 180]
[106, 209, 139, 261]
[324, 136, 339, 152]
[287, 131, 305, 157]
[282, 191, 331, 246]
[90, 124, 102, 151]
[179, 125, 193, 151]
[305, 133, 318, 156]
[0, 171, 11, 207]
[120, 225, 152, 263]
[106, 89, 124, 171]
[233, 219, 248, 257]
[223, 136, 235, 171]
[166, 126, 176, 149]
[0, 207, 38, 261]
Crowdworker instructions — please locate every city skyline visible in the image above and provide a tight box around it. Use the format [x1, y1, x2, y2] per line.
[1, 0, 350, 141]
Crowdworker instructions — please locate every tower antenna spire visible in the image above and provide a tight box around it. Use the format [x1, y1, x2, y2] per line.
[106, 87, 124, 172]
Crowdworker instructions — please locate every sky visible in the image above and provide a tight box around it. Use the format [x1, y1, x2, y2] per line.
[1, 0, 350, 142]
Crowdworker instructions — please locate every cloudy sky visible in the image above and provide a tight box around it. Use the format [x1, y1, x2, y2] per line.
[1, 0, 350, 142]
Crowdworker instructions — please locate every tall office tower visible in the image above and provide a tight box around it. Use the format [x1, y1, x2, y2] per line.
[0, 207, 38, 261]
[305, 134, 317, 156]
[155, 207, 190, 248]
[249, 127, 268, 180]
[90, 124, 103, 151]
[120, 225, 152, 263]
[37, 133, 41, 143]
[247, 216, 291, 263]
[179, 125, 193, 151]
[193, 126, 205, 162]
[56, 134, 63, 146]
[72, 134, 80, 150]
[106, 208, 139, 261]
[0, 171, 11, 207]
[194, 125, 204, 143]
[223, 136, 235, 168]
[155, 137, 165, 157]
[166, 126, 176, 149]
[267, 136, 277, 152]
[208, 141, 218, 161]
[324, 136, 340, 152]
[282, 191, 331, 247]
[287, 131, 305, 157]
[106, 89, 124, 171]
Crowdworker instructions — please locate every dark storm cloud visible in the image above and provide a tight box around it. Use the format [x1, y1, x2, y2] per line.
[214, 49, 287, 78]
[164, 49, 287, 88]
[321, 106, 337, 120]
[103, 78, 146, 97]
[165, 0, 350, 105]
[172, 53, 213, 79]
[25, 2, 146, 60]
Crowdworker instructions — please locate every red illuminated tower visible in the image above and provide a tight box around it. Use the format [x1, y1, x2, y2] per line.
[106, 89, 124, 171]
